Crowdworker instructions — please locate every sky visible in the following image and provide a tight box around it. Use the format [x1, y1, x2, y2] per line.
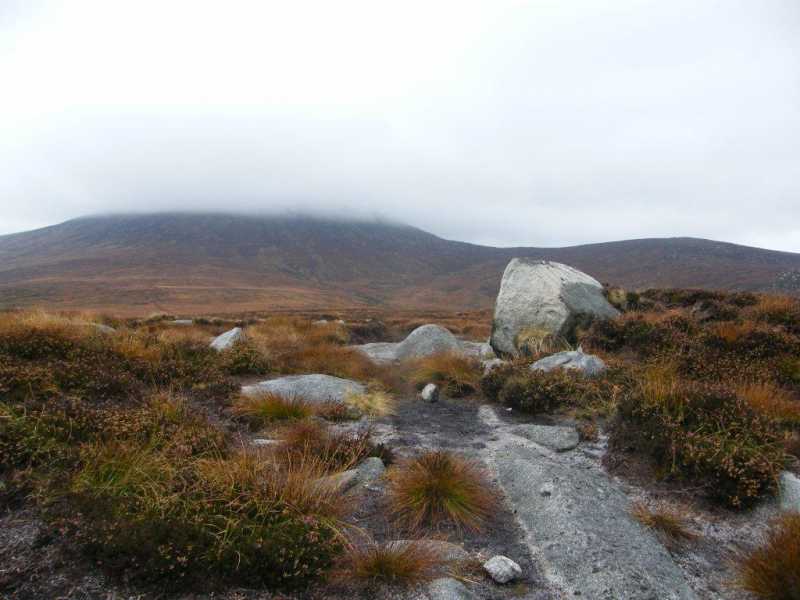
[1, 0, 799, 251]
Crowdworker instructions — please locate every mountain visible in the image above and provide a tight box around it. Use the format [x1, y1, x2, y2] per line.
[1, 213, 798, 314]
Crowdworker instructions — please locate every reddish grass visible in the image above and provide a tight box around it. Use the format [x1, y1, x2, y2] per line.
[387, 450, 497, 532]
[736, 512, 800, 599]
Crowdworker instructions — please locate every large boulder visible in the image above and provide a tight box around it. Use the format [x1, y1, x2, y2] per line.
[241, 374, 366, 405]
[530, 348, 607, 377]
[490, 259, 619, 357]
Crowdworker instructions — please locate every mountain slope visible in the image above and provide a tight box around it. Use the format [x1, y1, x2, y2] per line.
[1, 213, 798, 314]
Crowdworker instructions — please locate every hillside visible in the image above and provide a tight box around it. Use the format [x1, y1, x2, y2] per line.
[0, 213, 798, 314]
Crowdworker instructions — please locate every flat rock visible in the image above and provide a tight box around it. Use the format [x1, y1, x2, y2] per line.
[241, 374, 366, 405]
[779, 471, 800, 511]
[210, 327, 244, 351]
[483, 555, 522, 584]
[511, 424, 580, 452]
[530, 348, 607, 377]
[170, 319, 193, 325]
[487, 414, 697, 599]
[490, 259, 618, 357]
[424, 577, 477, 600]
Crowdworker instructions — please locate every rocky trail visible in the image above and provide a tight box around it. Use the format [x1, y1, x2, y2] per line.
[363, 392, 700, 599]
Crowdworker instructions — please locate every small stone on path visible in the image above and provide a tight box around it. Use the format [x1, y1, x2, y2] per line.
[483, 555, 522, 584]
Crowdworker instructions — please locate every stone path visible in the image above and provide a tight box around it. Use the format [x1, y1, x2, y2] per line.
[477, 405, 698, 599]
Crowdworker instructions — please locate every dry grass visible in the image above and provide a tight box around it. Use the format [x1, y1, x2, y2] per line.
[737, 383, 800, 426]
[387, 450, 497, 532]
[514, 326, 571, 357]
[710, 320, 760, 344]
[406, 353, 481, 398]
[736, 511, 800, 599]
[333, 538, 445, 588]
[630, 501, 698, 546]
[345, 389, 396, 417]
[232, 392, 313, 427]
[276, 419, 374, 472]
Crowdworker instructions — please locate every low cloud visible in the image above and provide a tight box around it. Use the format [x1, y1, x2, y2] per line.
[1, 0, 798, 251]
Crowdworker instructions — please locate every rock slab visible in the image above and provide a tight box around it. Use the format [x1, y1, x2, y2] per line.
[530, 348, 607, 377]
[483, 406, 696, 599]
[779, 471, 800, 511]
[241, 374, 366, 405]
[210, 327, 244, 351]
[424, 577, 476, 600]
[511, 424, 580, 452]
[490, 259, 618, 357]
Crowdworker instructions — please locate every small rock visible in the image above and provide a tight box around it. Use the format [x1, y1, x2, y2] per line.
[540, 483, 554, 497]
[316, 457, 386, 492]
[420, 383, 440, 403]
[91, 323, 116, 334]
[251, 438, 278, 447]
[210, 327, 244, 351]
[171, 319, 193, 325]
[426, 577, 477, 600]
[482, 358, 507, 374]
[483, 555, 522, 584]
[779, 471, 800, 511]
[241, 374, 366, 406]
[530, 348, 607, 377]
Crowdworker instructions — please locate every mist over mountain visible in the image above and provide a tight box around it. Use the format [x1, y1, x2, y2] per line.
[1, 213, 798, 314]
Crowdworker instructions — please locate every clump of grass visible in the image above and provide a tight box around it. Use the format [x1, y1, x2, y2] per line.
[737, 382, 800, 426]
[277, 419, 374, 472]
[345, 389, 396, 417]
[577, 421, 599, 442]
[387, 450, 497, 532]
[736, 512, 800, 599]
[334, 538, 444, 588]
[630, 500, 698, 547]
[514, 326, 571, 358]
[232, 392, 312, 427]
[407, 353, 481, 397]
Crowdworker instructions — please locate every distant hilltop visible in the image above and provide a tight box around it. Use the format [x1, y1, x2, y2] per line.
[1, 213, 798, 314]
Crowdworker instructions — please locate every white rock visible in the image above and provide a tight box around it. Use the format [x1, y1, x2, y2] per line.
[210, 327, 244, 351]
[483, 555, 522, 584]
[490, 259, 618, 357]
[241, 374, 366, 405]
[530, 348, 607, 377]
[171, 319, 194, 326]
[420, 383, 440, 403]
[395, 324, 462, 360]
[482, 358, 507, 374]
[779, 471, 800, 511]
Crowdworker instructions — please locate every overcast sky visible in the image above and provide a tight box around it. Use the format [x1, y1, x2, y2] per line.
[1, 1, 798, 250]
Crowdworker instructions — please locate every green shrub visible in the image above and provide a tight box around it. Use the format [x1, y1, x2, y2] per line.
[498, 370, 580, 414]
[613, 376, 784, 507]
[219, 340, 271, 375]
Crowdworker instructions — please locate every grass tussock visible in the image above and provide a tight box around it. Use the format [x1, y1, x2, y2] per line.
[736, 382, 800, 426]
[387, 450, 497, 532]
[630, 501, 698, 546]
[276, 419, 375, 472]
[232, 392, 313, 427]
[736, 511, 800, 599]
[345, 389, 396, 417]
[406, 353, 481, 398]
[334, 538, 444, 588]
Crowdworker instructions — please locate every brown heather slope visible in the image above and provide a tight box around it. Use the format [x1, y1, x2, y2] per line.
[0, 213, 798, 315]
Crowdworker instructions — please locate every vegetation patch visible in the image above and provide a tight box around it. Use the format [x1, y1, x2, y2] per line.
[736, 511, 800, 599]
[407, 353, 481, 397]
